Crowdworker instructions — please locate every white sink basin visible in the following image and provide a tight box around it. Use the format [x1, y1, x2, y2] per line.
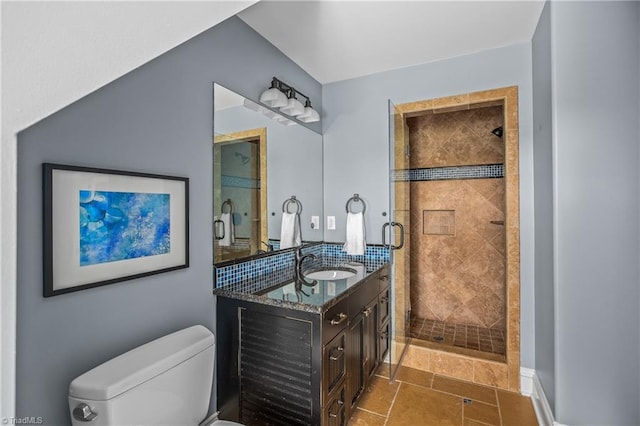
[304, 269, 356, 280]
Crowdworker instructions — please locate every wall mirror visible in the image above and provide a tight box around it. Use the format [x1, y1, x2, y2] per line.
[213, 83, 323, 264]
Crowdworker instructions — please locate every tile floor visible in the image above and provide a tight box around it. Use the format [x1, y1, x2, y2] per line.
[347, 365, 538, 426]
[410, 316, 506, 356]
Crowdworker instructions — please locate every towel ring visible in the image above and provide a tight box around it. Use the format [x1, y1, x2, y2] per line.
[221, 199, 234, 214]
[346, 193, 366, 213]
[282, 195, 302, 214]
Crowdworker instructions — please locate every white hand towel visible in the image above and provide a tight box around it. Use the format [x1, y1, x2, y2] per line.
[280, 212, 302, 249]
[343, 212, 366, 255]
[219, 212, 235, 247]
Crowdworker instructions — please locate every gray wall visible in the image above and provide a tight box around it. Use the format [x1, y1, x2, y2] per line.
[322, 43, 536, 368]
[550, 2, 640, 424]
[16, 16, 321, 425]
[531, 0, 555, 412]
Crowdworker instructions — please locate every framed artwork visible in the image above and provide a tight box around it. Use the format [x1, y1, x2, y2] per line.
[43, 163, 189, 297]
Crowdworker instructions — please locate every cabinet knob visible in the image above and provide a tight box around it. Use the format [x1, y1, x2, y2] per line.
[363, 307, 373, 317]
[330, 313, 348, 325]
[329, 400, 345, 418]
[380, 275, 389, 281]
[380, 296, 389, 303]
[329, 346, 344, 361]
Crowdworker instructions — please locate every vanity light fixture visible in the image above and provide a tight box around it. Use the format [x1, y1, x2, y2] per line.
[259, 78, 288, 108]
[280, 91, 305, 116]
[259, 77, 320, 123]
[298, 99, 321, 123]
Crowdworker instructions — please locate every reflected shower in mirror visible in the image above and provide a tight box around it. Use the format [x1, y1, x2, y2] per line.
[213, 83, 323, 264]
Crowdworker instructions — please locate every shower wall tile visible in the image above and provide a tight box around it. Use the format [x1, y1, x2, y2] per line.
[410, 178, 506, 329]
[407, 106, 503, 169]
[473, 359, 509, 389]
[430, 351, 474, 382]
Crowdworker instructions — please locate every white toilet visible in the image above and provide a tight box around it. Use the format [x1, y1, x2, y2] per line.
[68, 325, 242, 426]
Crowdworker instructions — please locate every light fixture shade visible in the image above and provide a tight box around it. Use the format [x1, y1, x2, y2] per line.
[259, 88, 288, 108]
[280, 97, 305, 116]
[298, 107, 320, 123]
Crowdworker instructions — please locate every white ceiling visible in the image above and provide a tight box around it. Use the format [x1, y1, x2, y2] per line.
[1, 1, 257, 137]
[239, 0, 545, 84]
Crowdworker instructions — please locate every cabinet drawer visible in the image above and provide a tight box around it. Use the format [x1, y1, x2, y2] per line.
[323, 380, 347, 426]
[348, 275, 378, 318]
[378, 288, 390, 327]
[323, 297, 349, 344]
[324, 331, 347, 397]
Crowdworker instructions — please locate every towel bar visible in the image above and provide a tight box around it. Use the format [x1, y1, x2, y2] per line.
[346, 193, 366, 213]
[282, 195, 302, 214]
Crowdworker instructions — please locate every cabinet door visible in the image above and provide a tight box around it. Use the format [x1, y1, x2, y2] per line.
[378, 288, 390, 328]
[324, 382, 347, 426]
[363, 299, 379, 380]
[240, 309, 314, 425]
[324, 331, 347, 397]
[378, 320, 390, 365]
[346, 312, 365, 408]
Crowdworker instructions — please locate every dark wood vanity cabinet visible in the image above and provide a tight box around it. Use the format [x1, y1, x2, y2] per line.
[216, 264, 390, 426]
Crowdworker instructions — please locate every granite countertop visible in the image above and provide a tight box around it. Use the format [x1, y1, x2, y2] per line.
[214, 262, 388, 314]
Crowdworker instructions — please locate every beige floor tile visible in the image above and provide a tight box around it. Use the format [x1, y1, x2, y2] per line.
[375, 363, 392, 378]
[394, 365, 434, 388]
[497, 390, 538, 426]
[432, 375, 498, 405]
[387, 383, 463, 426]
[463, 400, 501, 425]
[357, 376, 400, 416]
[347, 408, 386, 426]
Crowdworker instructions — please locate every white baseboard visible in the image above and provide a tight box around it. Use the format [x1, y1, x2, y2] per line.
[524, 368, 567, 426]
[520, 367, 535, 396]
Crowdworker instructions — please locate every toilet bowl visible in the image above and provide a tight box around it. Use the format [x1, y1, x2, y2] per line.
[68, 325, 243, 426]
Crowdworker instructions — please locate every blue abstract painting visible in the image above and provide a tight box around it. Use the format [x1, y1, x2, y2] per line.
[79, 190, 170, 266]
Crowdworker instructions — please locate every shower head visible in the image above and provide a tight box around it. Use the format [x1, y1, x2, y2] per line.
[491, 126, 503, 138]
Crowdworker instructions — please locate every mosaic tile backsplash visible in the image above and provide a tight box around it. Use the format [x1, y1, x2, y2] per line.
[215, 243, 390, 294]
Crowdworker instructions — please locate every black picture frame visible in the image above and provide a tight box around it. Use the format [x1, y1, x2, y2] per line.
[43, 163, 189, 297]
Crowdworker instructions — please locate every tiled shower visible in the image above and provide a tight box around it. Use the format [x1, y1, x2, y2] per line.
[407, 105, 506, 358]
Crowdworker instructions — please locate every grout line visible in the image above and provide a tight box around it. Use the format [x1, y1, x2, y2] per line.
[383, 381, 402, 426]
[495, 388, 503, 426]
[464, 418, 496, 426]
[430, 374, 500, 407]
[355, 407, 387, 418]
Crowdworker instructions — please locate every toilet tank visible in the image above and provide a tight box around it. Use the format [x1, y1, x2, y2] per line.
[68, 325, 214, 426]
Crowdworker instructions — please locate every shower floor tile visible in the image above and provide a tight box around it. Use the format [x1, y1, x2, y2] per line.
[410, 316, 506, 356]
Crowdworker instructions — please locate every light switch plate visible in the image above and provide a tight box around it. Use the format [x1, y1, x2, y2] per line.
[327, 216, 336, 230]
[311, 216, 320, 229]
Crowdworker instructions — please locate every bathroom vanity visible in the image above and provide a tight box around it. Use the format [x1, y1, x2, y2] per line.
[215, 263, 390, 426]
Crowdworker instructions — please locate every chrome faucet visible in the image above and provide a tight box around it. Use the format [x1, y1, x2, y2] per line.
[295, 247, 317, 286]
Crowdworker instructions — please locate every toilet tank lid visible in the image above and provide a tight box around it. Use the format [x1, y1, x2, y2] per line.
[69, 325, 214, 401]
